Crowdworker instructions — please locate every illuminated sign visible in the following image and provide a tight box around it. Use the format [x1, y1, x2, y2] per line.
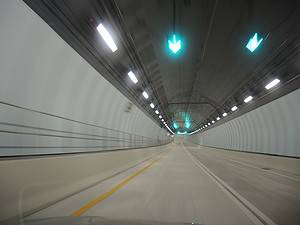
[246, 33, 263, 52]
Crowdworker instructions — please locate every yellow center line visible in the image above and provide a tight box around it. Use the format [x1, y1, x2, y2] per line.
[71, 156, 162, 216]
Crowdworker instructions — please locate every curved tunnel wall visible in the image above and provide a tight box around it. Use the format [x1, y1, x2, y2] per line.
[0, 1, 171, 221]
[188, 88, 300, 157]
[0, 0, 170, 156]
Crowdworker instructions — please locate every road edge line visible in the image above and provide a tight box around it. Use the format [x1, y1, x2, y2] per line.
[183, 144, 277, 225]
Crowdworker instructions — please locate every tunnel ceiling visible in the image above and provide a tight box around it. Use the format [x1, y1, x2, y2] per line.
[24, 0, 300, 133]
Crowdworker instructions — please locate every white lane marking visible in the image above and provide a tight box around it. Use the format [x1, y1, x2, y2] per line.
[182, 144, 277, 225]
[229, 159, 300, 182]
[190, 147, 300, 182]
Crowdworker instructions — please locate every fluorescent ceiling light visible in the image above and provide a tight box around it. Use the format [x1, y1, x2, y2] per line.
[216, 117, 220, 121]
[162, 119, 164, 122]
[244, 96, 253, 103]
[208, 123, 211, 126]
[155, 110, 159, 114]
[142, 91, 149, 99]
[150, 103, 155, 108]
[205, 125, 208, 127]
[97, 23, 118, 52]
[231, 106, 238, 111]
[212, 120, 215, 124]
[127, 71, 138, 84]
[223, 112, 228, 117]
[265, 78, 280, 90]
[159, 115, 162, 119]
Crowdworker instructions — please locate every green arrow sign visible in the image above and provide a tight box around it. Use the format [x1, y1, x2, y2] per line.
[168, 34, 182, 54]
[246, 33, 263, 52]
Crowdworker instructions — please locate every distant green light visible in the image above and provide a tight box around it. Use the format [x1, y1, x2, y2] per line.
[173, 122, 179, 129]
[168, 34, 182, 54]
[184, 113, 191, 129]
[185, 121, 191, 129]
[246, 33, 263, 52]
[177, 131, 187, 135]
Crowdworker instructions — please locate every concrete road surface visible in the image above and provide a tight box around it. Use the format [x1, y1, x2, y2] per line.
[28, 143, 300, 225]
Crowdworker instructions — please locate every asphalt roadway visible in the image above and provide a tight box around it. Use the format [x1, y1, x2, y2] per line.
[28, 143, 300, 225]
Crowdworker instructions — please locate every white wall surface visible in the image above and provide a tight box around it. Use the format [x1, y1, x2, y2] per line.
[188, 88, 300, 157]
[0, 0, 170, 156]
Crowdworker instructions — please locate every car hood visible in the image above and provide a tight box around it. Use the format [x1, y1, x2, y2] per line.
[7, 216, 193, 225]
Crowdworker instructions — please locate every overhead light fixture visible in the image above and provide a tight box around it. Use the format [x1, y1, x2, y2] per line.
[223, 112, 228, 117]
[205, 125, 208, 127]
[150, 103, 155, 108]
[162, 119, 164, 122]
[96, 23, 118, 52]
[127, 71, 138, 84]
[142, 91, 149, 99]
[244, 96, 253, 103]
[159, 115, 162, 119]
[216, 117, 220, 121]
[155, 110, 159, 114]
[231, 106, 238, 111]
[265, 78, 280, 90]
[208, 123, 211, 126]
[212, 120, 215, 124]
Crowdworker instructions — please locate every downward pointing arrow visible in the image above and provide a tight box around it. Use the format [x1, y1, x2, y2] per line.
[168, 34, 181, 54]
[246, 33, 263, 52]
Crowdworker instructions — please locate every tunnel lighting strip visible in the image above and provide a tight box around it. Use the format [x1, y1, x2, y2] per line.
[189, 128, 201, 135]
[165, 124, 174, 134]
[244, 96, 253, 103]
[97, 23, 118, 52]
[96, 22, 168, 134]
[127, 71, 138, 84]
[142, 91, 149, 99]
[231, 106, 238, 111]
[201, 76, 282, 134]
[265, 78, 280, 90]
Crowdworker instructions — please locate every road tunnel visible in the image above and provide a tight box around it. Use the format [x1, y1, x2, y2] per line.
[0, 0, 300, 225]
